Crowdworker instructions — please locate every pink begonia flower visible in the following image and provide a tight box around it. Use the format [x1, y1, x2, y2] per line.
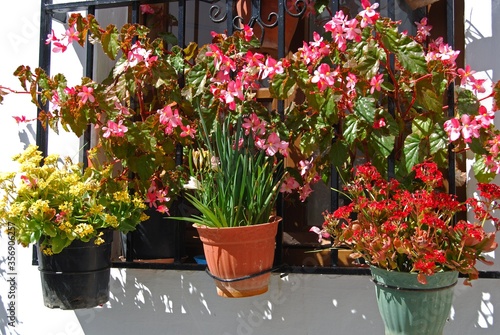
[415, 17, 432, 42]
[460, 114, 480, 143]
[242, 113, 266, 136]
[255, 137, 266, 151]
[244, 51, 265, 68]
[158, 105, 182, 132]
[127, 42, 157, 68]
[373, 118, 386, 129]
[20, 175, 37, 187]
[345, 73, 358, 93]
[457, 65, 476, 86]
[77, 86, 95, 104]
[114, 101, 130, 116]
[52, 41, 67, 53]
[488, 135, 500, 157]
[12, 115, 32, 124]
[309, 32, 330, 56]
[324, 10, 345, 34]
[50, 90, 61, 109]
[280, 176, 300, 193]
[359, 0, 380, 28]
[369, 73, 384, 94]
[45, 29, 58, 45]
[311, 63, 337, 92]
[309, 226, 330, 243]
[156, 205, 170, 215]
[243, 25, 253, 42]
[180, 125, 195, 138]
[475, 105, 495, 128]
[145, 183, 170, 211]
[64, 86, 76, 95]
[444, 118, 461, 142]
[486, 156, 500, 174]
[102, 120, 128, 138]
[298, 159, 312, 177]
[344, 18, 362, 42]
[260, 57, 284, 80]
[264, 133, 288, 157]
[470, 77, 487, 94]
[299, 183, 314, 202]
[64, 27, 79, 44]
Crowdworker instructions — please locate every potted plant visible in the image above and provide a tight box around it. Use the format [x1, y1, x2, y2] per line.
[297, 1, 500, 333]
[168, 25, 293, 297]
[317, 161, 499, 334]
[0, 145, 147, 309]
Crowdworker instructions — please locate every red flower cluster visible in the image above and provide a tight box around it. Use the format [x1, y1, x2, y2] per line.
[316, 162, 499, 285]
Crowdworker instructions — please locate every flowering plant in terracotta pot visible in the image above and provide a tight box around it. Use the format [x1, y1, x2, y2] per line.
[0, 145, 147, 255]
[175, 26, 291, 227]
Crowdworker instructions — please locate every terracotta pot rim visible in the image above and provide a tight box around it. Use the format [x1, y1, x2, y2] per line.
[193, 215, 282, 230]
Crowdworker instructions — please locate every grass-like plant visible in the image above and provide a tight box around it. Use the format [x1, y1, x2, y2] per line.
[182, 115, 284, 228]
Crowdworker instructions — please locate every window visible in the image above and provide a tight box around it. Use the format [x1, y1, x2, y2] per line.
[36, 1, 499, 280]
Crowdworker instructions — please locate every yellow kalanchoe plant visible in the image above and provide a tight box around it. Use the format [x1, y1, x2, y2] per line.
[0, 145, 148, 255]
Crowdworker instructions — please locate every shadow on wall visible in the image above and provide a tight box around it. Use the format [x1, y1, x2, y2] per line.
[73, 268, 382, 335]
[464, 2, 500, 81]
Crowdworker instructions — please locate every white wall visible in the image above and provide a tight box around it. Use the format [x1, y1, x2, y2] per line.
[1, 1, 499, 335]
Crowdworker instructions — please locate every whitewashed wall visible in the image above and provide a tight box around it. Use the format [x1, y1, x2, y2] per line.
[0, 1, 499, 335]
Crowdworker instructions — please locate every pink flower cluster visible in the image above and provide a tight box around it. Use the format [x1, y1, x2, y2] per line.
[145, 182, 171, 214]
[241, 113, 288, 157]
[158, 105, 194, 138]
[207, 26, 284, 111]
[126, 41, 158, 69]
[45, 26, 79, 53]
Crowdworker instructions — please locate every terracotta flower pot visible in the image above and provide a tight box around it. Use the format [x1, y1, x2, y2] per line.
[405, 0, 440, 10]
[195, 216, 281, 298]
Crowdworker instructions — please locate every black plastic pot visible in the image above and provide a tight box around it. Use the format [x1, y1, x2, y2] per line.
[37, 230, 113, 309]
[130, 208, 179, 259]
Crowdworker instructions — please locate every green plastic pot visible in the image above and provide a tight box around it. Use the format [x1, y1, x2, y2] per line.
[370, 266, 458, 335]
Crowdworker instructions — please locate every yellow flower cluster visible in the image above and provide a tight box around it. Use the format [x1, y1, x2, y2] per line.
[58, 221, 73, 233]
[113, 190, 130, 203]
[73, 223, 94, 238]
[89, 203, 105, 215]
[104, 214, 119, 228]
[1, 145, 147, 255]
[59, 201, 74, 214]
[29, 199, 51, 218]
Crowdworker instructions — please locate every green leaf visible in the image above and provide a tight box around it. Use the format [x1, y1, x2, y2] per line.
[415, 81, 442, 113]
[101, 24, 120, 59]
[429, 125, 448, 157]
[368, 130, 395, 159]
[330, 140, 349, 168]
[403, 132, 425, 172]
[473, 155, 496, 183]
[377, 20, 427, 75]
[354, 96, 377, 124]
[456, 87, 480, 116]
[344, 115, 362, 145]
[412, 115, 434, 136]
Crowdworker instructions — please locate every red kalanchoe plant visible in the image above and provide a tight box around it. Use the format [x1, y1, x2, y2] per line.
[315, 162, 499, 285]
